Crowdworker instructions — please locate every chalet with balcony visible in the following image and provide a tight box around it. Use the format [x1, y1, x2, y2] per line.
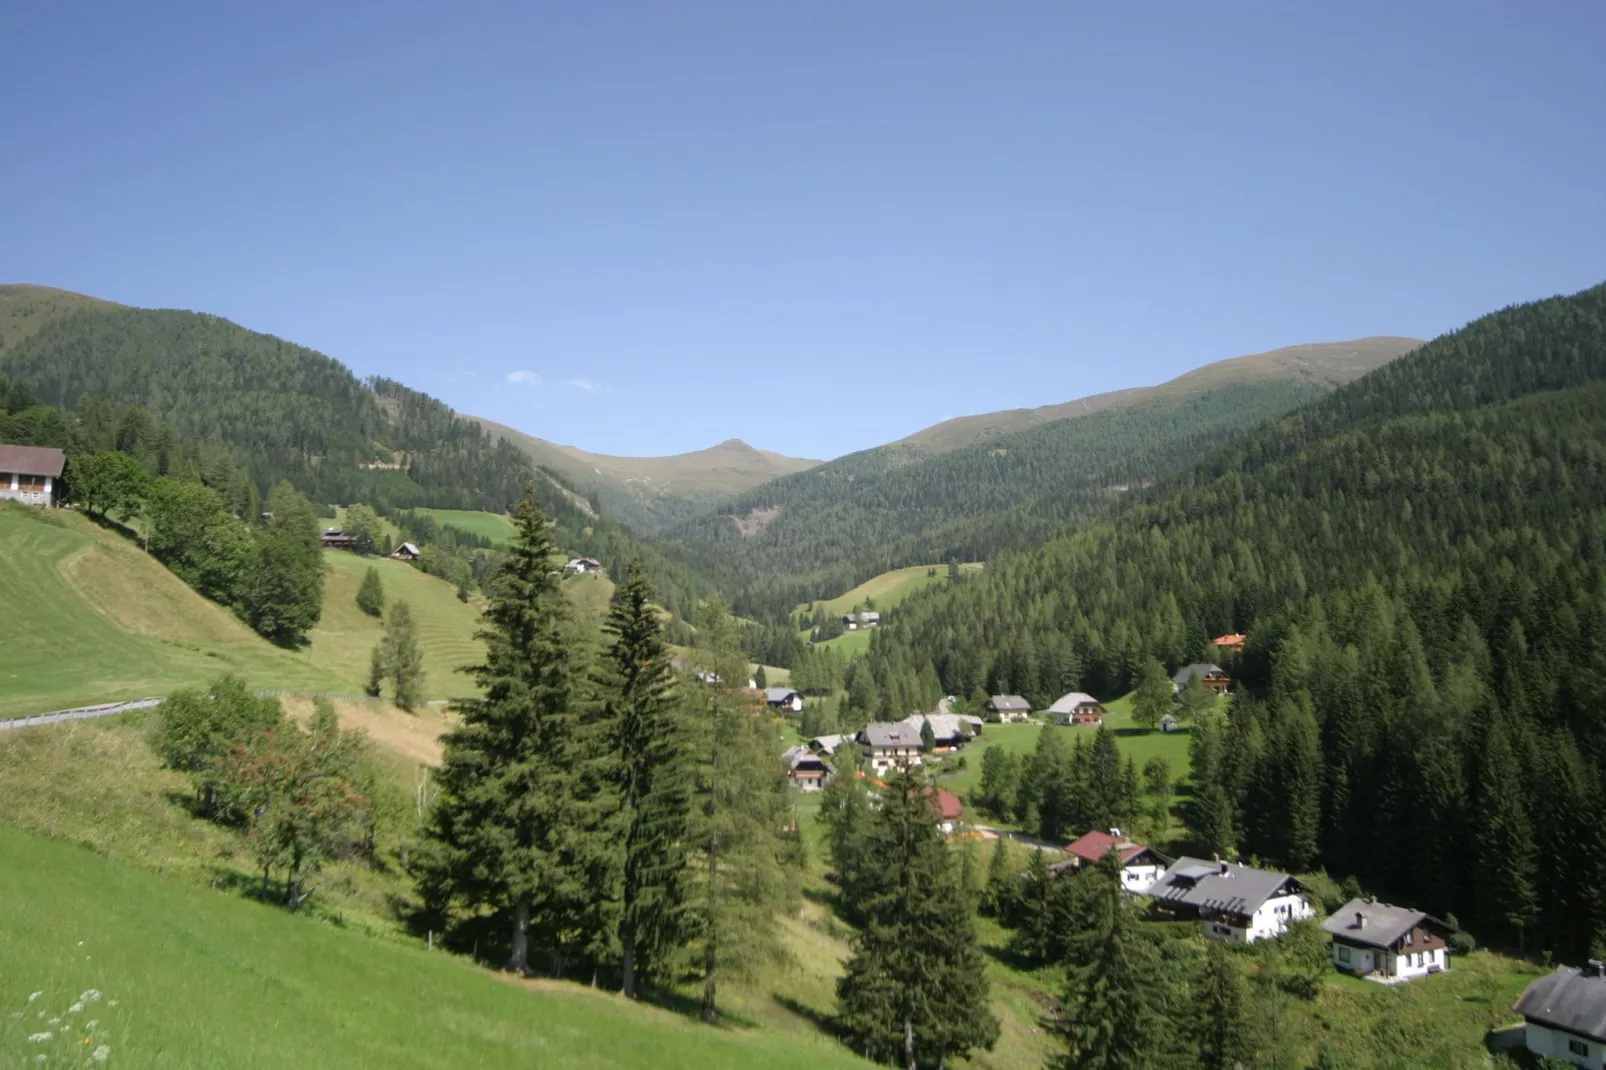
[1048, 691, 1106, 726]
[0, 444, 66, 507]
[1145, 856, 1312, 942]
[1321, 898, 1453, 981]
[986, 694, 1032, 723]
[1173, 663, 1231, 695]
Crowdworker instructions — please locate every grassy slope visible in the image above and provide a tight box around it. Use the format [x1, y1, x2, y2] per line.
[0, 507, 340, 716]
[795, 563, 985, 620]
[897, 337, 1422, 454]
[411, 507, 518, 545]
[0, 823, 870, 1070]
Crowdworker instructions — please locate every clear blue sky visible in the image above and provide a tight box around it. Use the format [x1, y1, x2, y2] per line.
[3, 2, 1603, 459]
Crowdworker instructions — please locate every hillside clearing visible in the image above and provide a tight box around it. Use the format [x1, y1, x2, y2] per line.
[795, 563, 984, 620]
[411, 507, 518, 545]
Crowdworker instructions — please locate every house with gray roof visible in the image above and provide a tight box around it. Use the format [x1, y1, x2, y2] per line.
[899, 713, 982, 750]
[1172, 663, 1231, 695]
[985, 695, 1032, 723]
[780, 744, 833, 792]
[1321, 898, 1454, 981]
[1047, 691, 1106, 726]
[1145, 856, 1312, 942]
[809, 734, 845, 757]
[856, 721, 924, 774]
[764, 687, 804, 713]
[841, 610, 882, 629]
[1515, 963, 1606, 1067]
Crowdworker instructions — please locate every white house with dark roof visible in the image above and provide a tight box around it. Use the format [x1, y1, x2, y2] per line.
[764, 687, 804, 713]
[841, 610, 881, 630]
[1172, 663, 1231, 695]
[856, 722, 923, 774]
[1321, 898, 1453, 981]
[1048, 691, 1106, 726]
[0, 444, 66, 507]
[1515, 963, 1606, 1068]
[899, 713, 982, 750]
[781, 745, 833, 792]
[985, 695, 1032, 723]
[1145, 856, 1312, 942]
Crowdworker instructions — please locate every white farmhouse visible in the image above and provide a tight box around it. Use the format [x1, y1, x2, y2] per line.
[1145, 856, 1312, 942]
[1321, 898, 1453, 981]
[1515, 963, 1606, 1069]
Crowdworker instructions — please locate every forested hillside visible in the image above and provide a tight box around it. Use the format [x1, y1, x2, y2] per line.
[666, 379, 1348, 620]
[0, 302, 714, 623]
[863, 281, 1606, 956]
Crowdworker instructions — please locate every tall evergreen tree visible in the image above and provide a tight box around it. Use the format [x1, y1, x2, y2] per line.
[418, 489, 583, 974]
[1475, 717, 1539, 947]
[1130, 658, 1173, 731]
[1191, 941, 1254, 1070]
[1056, 852, 1161, 1070]
[836, 768, 999, 1069]
[599, 560, 695, 999]
[688, 597, 798, 1022]
[356, 566, 386, 617]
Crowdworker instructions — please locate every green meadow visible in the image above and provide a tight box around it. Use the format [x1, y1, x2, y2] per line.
[412, 507, 518, 545]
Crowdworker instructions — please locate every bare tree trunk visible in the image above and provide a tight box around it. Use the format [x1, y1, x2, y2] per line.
[621, 936, 637, 999]
[508, 900, 529, 974]
[904, 1016, 917, 1070]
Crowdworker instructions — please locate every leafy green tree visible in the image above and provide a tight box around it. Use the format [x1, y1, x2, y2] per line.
[67, 450, 150, 519]
[370, 601, 426, 712]
[598, 560, 695, 999]
[418, 490, 584, 974]
[154, 675, 284, 815]
[356, 566, 386, 617]
[1141, 756, 1172, 800]
[919, 717, 936, 753]
[835, 768, 999, 1069]
[1130, 658, 1173, 731]
[1176, 672, 1217, 722]
[342, 503, 383, 555]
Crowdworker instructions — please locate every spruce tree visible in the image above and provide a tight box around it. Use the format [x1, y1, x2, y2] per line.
[836, 768, 999, 1069]
[981, 834, 1018, 921]
[1475, 717, 1539, 947]
[356, 565, 385, 617]
[599, 560, 695, 999]
[1192, 941, 1254, 1070]
[383, 601, 426, 713]
[1056, 852, 1160, 1070]
[417, 490, 583, 974]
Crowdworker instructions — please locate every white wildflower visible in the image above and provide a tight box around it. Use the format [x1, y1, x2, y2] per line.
[26, 991, 43, 1003]
[85, 1019, 98, 1030]
[79, 990, 101, 1004]
[91, 1046, 110, 1064]
[35, 1055, 46, 1064]
[68, 1002, 84, 1014]
[76, 941, 84, 948]
[106, 1001, 118, 1008]
[27, 1031, 52, 1042]
[48, 1017, 61, 1025]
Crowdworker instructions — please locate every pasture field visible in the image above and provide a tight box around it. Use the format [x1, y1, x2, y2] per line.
[412, 507, 518, 545]
[0, 823, 873, 1070]
[794, 563, 984, 621]
[307, 550, 485, 701]
[0, 507, 340, 716]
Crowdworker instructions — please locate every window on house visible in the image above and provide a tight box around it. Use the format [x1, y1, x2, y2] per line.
[1404, 931, 1413, 946]
[1338, 946, 1350, 963]
[1569, 1038, 1588, 1056]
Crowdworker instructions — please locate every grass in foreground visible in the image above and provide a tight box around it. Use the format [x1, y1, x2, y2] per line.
[0, 822, 872, 1070]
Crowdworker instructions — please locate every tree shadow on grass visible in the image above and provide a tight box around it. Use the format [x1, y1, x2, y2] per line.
[775, 994, 838, 1035]
[981, 940, 1039, 973]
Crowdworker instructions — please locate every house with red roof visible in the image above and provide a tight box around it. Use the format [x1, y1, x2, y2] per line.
[1053, 829, 1172, 892]
[923, 787, 965, 836]
[1212, 633, 1247, 653]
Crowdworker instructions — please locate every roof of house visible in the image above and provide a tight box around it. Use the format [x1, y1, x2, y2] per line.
[899, 713, 981, 740]
[1048, 691, 1102, 714]
[1212, 633, 1247, 646]
[1320, 898, 1447, 949]
[1146, 856, 1301, 915]
[781, 744, 831, 774]
[988, 695, 1031, 712]
[394, 542, 421, 555]
[764, 687, 801, 704]
[1160, 713, 1179, 727]
[810, 734, 845, 755]
[1173, 663, 1227, 685]
[858, 722, 921, 749]
[0, 444, 66, 478]
[923, 787, 964, 822]
[1514, 966, 1606, 1043]
[1066, 830, 1159, 867]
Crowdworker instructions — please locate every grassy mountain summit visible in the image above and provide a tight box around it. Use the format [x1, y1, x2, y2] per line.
[475, 416, 820, 530]
[895, 336, 1421, 454]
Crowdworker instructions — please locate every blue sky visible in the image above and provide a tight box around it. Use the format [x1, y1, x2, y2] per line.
[3, 2, 1603, 459]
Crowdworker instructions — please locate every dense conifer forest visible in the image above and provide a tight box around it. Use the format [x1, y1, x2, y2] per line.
[860, 282, 1606, 955]
[663, 380, 1336, 620]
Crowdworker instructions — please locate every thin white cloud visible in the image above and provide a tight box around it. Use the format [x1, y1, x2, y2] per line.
[563, 377, 604, 393]
[506, 370, 541, 387]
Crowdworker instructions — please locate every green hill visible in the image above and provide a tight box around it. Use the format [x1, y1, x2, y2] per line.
[478, 418, 821, 531]
[0, 505, 339, 716]
[0, 823, 869, 1070]
[865, 280, 1606, 957]
[0, 283, 121, 356]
